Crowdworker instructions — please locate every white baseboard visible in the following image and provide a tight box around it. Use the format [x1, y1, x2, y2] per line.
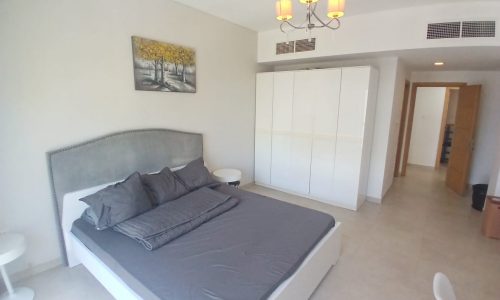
[254, 182, 358, 211]
[10, 258, 62, 283]
[366, 196, 382, 204]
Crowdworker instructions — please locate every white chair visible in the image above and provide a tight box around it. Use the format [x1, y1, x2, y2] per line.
[433, 272, 457, 300]
[0, 233, 34, 300]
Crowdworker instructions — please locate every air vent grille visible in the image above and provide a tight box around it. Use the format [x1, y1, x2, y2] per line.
[427, 20, 496, 39]
[276, 38, 316, 55]
[462, 21, 495, 37]
[427, 22, 461, 39]
[295, 38, 316, 52]
[276, 41, 295, 55]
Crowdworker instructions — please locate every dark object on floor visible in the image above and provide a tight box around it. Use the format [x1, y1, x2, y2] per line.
[482, 196, 500, 239]
[472, 184, 488, 211]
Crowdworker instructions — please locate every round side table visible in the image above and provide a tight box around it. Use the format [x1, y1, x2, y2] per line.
[212, 169, 242, 187]
[0, 234, 34, 300]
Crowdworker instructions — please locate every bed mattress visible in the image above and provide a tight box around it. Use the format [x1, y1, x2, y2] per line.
[71, 185, 335, 300]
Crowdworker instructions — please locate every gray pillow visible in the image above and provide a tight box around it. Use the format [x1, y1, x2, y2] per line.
[81, 207, 98, 226]
[141, 167, 188, 206]
[80, 172, 152, 230]
[174, 157, 214, 191]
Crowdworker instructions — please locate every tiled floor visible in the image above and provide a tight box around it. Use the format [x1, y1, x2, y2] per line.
[14, 165, 500, 299]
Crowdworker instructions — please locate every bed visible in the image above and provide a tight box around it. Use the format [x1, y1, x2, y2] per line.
[48, 129, 342, 300]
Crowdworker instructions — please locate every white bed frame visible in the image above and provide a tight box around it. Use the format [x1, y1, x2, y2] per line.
[62, 184, 342, 300]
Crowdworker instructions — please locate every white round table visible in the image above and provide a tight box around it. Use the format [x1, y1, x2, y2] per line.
[0, 234, 34, 300]
[212, 169, 242, 187]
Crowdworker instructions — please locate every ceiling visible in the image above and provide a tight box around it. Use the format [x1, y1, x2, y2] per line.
[394, 47, 500, 71]
[173, 0, 496, 32]
[173, 0, 500, 71]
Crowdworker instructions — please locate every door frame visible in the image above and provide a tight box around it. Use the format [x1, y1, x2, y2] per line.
[400, 82, 466, 176]
[394, 80, 411, 177]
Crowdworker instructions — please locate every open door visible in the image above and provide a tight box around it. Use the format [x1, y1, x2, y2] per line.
[446, 85, 481, 195]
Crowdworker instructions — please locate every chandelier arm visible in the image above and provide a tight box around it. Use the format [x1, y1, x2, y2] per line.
[310, 2, 318, 14]
[285, 20, 307, 29]
[321, 18, 341, 30]
[277, 1, 342, 32]
[311, 9, 329, 26]
[325, 18, 341, 30]
[280, 20, 307, 33]
[307, 3, 310, 27]
[311, 9, 341, 30]
[280, 22, 287, 33]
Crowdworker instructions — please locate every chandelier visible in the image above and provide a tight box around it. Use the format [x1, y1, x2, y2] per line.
[275, 0, 345, 33]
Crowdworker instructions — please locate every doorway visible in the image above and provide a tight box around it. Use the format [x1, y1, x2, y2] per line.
[396, 82, 482, 195]
[438, 88, 460, 168]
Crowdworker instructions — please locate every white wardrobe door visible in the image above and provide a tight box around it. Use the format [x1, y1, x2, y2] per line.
[308, 69, 342, 201]
[255, 73, 273, 184]
[271, 71, 295, 190]
[287, 71, 316, 194]
[333, 67, 370, 209]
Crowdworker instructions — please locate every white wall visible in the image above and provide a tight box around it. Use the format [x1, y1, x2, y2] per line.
[411, 71, 500, 184]
[274, 57, 407, 201]
[408, 88, 447, 167]
[258, 2, 500, 63]
[382, 61, 409, 196]
[0, 0, 258, 276]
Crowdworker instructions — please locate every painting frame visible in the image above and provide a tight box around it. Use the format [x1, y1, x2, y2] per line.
[131, 36, 196, 93]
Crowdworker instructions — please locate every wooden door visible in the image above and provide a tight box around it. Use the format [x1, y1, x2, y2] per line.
[446, 85, 481, 195]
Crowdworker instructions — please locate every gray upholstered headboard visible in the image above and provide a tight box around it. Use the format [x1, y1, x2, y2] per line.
[47, 128, 203, 264]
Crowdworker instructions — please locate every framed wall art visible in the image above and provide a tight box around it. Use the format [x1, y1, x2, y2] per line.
[132, 36, 196, 93]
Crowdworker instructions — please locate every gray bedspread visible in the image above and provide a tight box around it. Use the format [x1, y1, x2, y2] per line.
[71, 185, 335, 300]
[113, 187, 240, 250]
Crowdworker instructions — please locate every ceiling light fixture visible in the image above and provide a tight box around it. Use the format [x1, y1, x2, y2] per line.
[276, 0, 345, 33]
[434, 61, 445, 66]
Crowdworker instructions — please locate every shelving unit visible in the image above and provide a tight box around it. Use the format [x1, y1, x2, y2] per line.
[441, 124, 454, 163]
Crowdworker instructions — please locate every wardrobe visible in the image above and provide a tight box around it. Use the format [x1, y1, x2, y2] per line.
[254, 66, 379, 210]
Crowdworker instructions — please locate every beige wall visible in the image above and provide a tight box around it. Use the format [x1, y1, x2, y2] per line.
[0, 0, 258, 275]
[382, 60, 409, 197]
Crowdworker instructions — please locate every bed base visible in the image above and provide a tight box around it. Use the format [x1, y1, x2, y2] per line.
[270, 222, 342, 300]
[69, 222, 341, 300]
[71, 235, 141, 300]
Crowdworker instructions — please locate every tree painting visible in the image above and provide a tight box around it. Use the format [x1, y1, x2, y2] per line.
[131, 36, 196, 93]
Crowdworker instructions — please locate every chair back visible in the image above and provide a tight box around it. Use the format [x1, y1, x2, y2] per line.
[433, 272, 457, 300]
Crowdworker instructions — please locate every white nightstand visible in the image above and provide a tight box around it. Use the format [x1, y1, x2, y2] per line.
[212, 169, 242, 187]
[0, 234, 34, 300]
